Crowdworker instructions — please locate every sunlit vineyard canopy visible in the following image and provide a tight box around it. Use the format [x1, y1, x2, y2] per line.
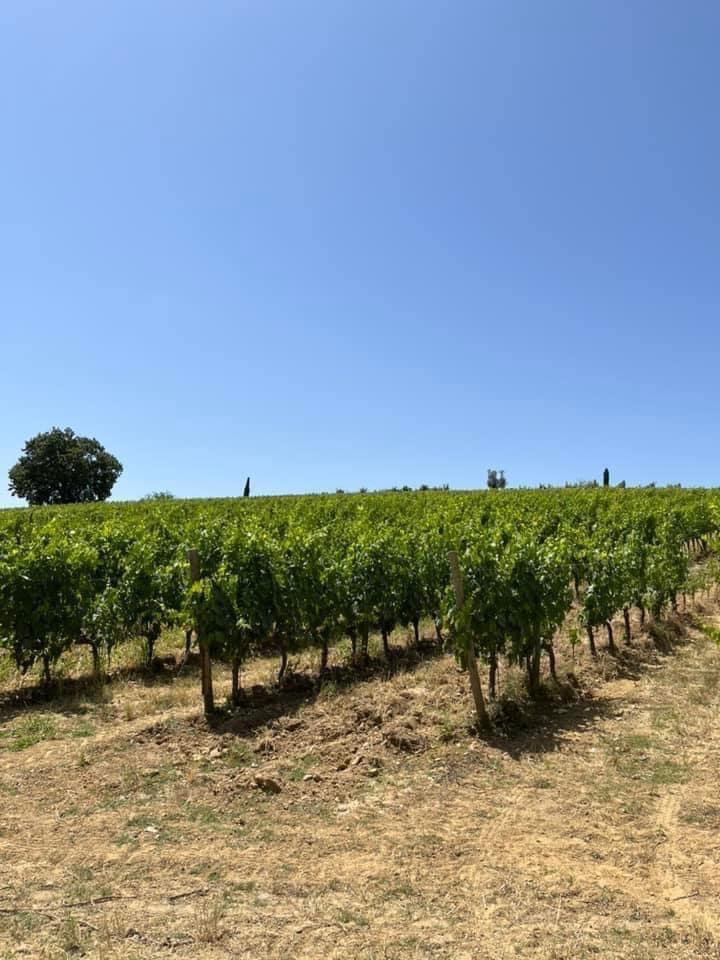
[0, 488, 716, 714]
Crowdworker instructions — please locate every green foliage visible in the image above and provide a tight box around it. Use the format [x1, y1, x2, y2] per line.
[8, 427, 122, 506]
[187, 523, 276, 665]
[0, 486, 716, 700]
[487, 469, 507, 490]
[645, 518, 689, 617]
[699, 622, 720, 646]
[116, 526, 184, 665]
[451, 527, 572, 692]
[0, 531, 95, 677]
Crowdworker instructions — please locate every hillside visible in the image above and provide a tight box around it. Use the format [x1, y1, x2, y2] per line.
[1, 601, 719, 959]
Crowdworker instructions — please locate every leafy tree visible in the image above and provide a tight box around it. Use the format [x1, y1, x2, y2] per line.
[9, 428, 123, 505]
[141, 491, 175, 501]
[487, 469, 507, 490]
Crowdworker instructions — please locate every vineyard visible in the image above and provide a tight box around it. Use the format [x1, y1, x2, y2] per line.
[0, 487, 718, 716]
[2, 488, 720, 959]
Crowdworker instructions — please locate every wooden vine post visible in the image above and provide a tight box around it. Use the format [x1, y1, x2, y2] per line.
[187, 549, 214, 716]
[447, 551, 492, 734]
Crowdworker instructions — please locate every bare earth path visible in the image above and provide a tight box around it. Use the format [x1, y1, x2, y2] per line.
[1, 615, 719, 959]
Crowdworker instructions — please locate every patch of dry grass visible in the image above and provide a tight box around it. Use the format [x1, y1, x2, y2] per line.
[1, 606, 720, 958]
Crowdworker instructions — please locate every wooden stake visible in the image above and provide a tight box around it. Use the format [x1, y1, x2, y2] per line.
[187, 549, 214, 716]
[447, 551, 492, 734]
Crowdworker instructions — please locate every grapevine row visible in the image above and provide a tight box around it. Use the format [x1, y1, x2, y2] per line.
[0, 489, 717, 717]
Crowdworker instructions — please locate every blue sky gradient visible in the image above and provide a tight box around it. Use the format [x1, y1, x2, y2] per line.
[2, 1, 719, 504]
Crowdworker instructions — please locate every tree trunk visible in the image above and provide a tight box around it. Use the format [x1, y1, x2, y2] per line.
[527, 646, 542, 698]
[199, 640, 214, 714]
[231, 656, 241, 706]
[448, 551, 492, 734]
[488, 650, 498, 701]
[605, 619, 616, 654]
[412, 618, 420, 646]
[349, 627, 357, 658]
[320, 639, 329, 672]
[278, 642, 288, 682]
[145, 635, 155, 670]
[42, 654, 51, 686]
[623, 606, 632, 644]
[360, 624, 369, 660]
[639, 604, 646, 627]
[381, 626, 390, 658]
[434, 618, 444, 644]
[91, 641, 101, 678]
[542, 641, 557, 682]
[187, 549, 214, 717]
[586, 624, 597, 657]
[177, 629, 193, 675]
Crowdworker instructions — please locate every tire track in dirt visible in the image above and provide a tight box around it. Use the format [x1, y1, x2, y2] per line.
[653, 776, 720, 937]
[455, 650, 720, 943]
[648, 617, 720, 940]
[652, 788, 720, 937]
[3, 612, 720, 959]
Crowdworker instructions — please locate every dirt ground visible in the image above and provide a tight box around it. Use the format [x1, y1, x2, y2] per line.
[1, 603, 720, 959]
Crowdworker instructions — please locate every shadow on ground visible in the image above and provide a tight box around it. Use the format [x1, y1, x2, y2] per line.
[0, 638, 446, 733]
[210, 639, 446, 738]
[0, 612, 696, 748]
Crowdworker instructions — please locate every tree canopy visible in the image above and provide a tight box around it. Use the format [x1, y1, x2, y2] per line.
[8, 427, 123, 506]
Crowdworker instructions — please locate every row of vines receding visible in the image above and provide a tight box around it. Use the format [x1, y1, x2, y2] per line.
[0, 488, 717, 726]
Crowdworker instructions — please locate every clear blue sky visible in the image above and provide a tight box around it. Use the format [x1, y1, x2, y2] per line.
[2, 1, 719, 504]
